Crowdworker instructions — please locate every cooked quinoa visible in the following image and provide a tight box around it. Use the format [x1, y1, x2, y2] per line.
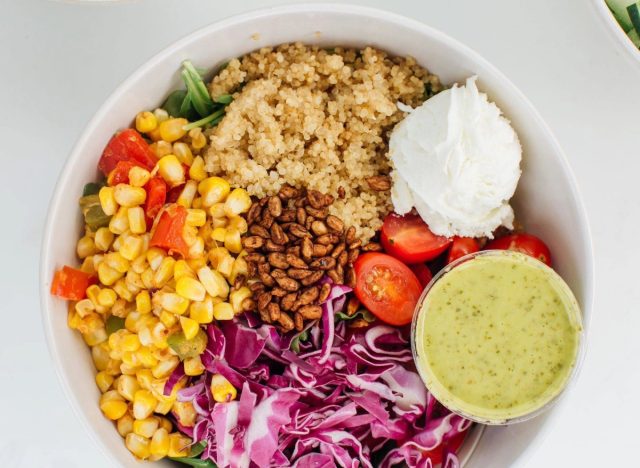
[204, 43, 442, 240]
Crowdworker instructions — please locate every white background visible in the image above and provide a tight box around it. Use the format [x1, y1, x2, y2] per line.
[0, 0, 637, 466]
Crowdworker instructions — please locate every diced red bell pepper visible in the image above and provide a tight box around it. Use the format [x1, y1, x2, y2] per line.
[166, 184, 185, 204]
[98, 128, 157, 176]
[143, 177, 167, 226]
[107, 160, 141, 186]
[50, 266, 95, 301]
[150, 204, 190, 258]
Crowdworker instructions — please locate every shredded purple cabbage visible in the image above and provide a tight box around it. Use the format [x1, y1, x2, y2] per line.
[175, 283, 470, 467]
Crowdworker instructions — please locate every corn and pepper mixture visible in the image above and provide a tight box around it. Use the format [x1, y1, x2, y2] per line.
[59, 109, 252, 460]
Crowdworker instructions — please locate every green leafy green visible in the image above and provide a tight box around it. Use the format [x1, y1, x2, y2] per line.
[105, 316, 125, 335]
[214, 94, 233, 104]
[290, 329, 309, 353]
[335, 309, 376, 323]
[183, 108, 226, 132]
[169, 441, 217, 467]
[181, 60, 215, 118]
[163, 89, 188, 118]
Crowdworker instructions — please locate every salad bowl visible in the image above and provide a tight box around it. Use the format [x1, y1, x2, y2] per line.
[40, 4, 593, 467]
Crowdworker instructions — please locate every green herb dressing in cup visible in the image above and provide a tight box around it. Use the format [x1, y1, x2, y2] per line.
[412, 250, 583, 424]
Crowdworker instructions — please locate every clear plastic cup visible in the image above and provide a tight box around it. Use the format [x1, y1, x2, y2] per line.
[411, 250, 584, 425]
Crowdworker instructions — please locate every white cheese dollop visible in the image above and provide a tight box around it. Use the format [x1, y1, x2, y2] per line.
[389, 76, 522, 238]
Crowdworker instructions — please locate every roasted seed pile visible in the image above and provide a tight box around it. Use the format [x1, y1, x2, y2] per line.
[241, 185, 381, 331]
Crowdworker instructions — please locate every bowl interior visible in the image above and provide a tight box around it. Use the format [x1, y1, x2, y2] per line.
[40, 5, 592, 467]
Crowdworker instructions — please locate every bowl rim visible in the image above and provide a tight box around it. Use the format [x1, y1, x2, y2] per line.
[39, 3, 595, 466]
[591, 0, 640, 68]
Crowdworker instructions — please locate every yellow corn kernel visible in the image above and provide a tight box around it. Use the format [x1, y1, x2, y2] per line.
[158, 417, 172, 433]
[190, 298, 213, 324]
[133, 389, 157, 420]
[113, 279, 134, 302]
[198, 177, 230, 207]
[97, 288, 117, 308]
[186, 208, 207, 227]
[175, 277, 206, 302]
[186, 257, 207, 272]
[75, 298, 95, 318]
[117, 413, 135, 437]
[179, 316, 200, 340]
[157, 154, 185, 186]
[207, 247, 230, 268]
[227, 216, 248, 234]
[229, 256, 248, 285]
[105, 358, 122, 376]
[211, 227, 226, 243]
[67, 308, 82, 331]
[206, 203, 223, 220]
[135, 291, 151, 314]
[116, 374, 141, 401]
[100, 391, 128, 420]
[213, 302, 234, 321]
[173, 142, 194, 166]
[94, 227, 114, 251]
[136, 111, 158, 134]
[92, 342, 111, 371]
[136, 346, 158, 367]
[188, 237, 205, 259]
[128, 166, 151, 187]
[184, 355, 205, 376]
[76, 236, 96, 259]
[83, 326, 108, 346]
[172, 401, 197, 427]
[210, 374, 237, 403]
[131, 255, 148, 274]
[191, 197, 203, 209]
[152, 356, 179, 379]
[80, 256, 97, 275]
[109, 206, 130, 235]
[97, 262, 122, 286]
[121, 333, 141, 352]
[168, 433, 191, 458]
[154, 397, 174, 415]
[224, 228, 242, 254]
[136, 369, 154, 390]
[105, 251, 130, 273]
[147, 248, 165, 270]
[149, 427, 170, 457]
[120, 235, 143, 261]
[133, 416, 159, 438]
[153, 257, 176, 288]
[150, 139, 173, 157]
[95, 370, 114, 393]
[159, 118, 188, 143]
[188, 156, 207, 181]
[173, 260, 196, 281]
[224, 188, 251, 216]
[216, 254, 234, 278]
[197, 266, 229, 299]
[126, 433, 151, 459]
[99, 186, 118, 216]
[176, 180, 198, 209]
[127, 207, 147, 235]
[230, 287, 252, 315]
[159, 310, 178, 328]
[189, 127, 207, 149]
[111, 298, 132, 318]
[155, 292, 189, 315]
[124, 311, 150, 334]
[140, 269, 153, 291]
[210, 218, 227, 230]
[114, 184, 146, 207]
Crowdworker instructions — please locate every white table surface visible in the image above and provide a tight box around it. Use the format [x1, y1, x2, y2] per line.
[1, 0, 637, 466]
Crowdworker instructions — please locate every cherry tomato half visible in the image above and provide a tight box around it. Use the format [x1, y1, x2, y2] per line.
[409, 263, 433, 288]
[485, 233, 552, 266]
[381, 213, 451, 264]
[353, 253, 423, 326]
[447, 237, 480, 264]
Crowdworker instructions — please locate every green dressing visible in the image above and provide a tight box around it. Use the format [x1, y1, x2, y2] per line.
[413, 251, 582, 423]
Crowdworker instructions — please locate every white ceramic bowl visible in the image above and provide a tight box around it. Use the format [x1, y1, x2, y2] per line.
[592, 0, 640, 66]
[40, 4, 594, 467]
